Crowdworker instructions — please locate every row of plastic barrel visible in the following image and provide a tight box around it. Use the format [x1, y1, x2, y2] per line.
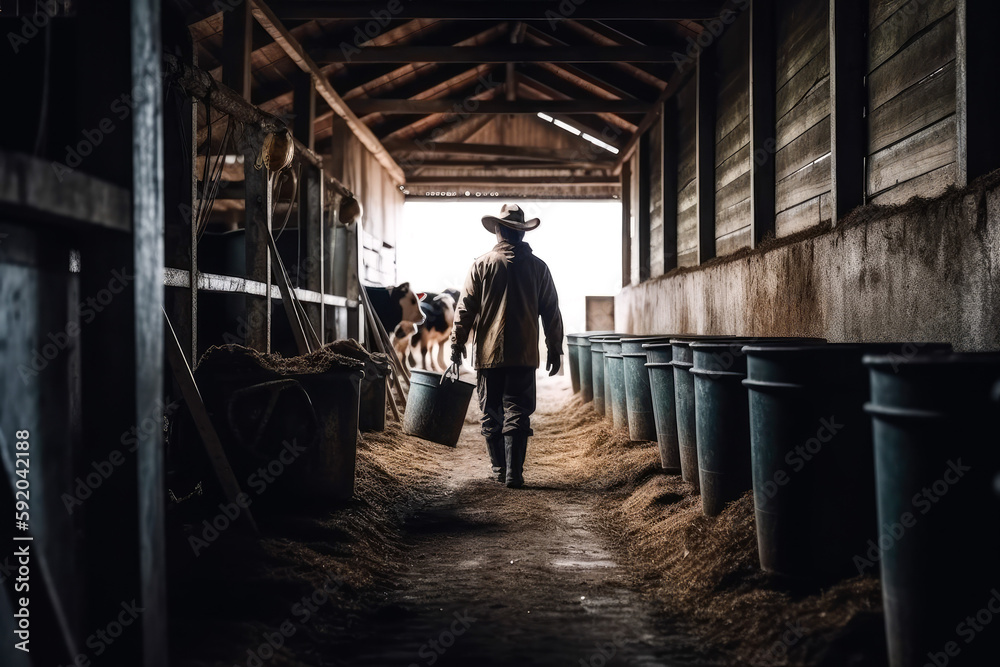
[564, 333, 1000, 667]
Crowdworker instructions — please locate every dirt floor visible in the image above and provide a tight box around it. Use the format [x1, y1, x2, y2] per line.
[169, 373, 886, 667]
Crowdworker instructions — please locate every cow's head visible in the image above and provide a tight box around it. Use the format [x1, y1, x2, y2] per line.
[391, 282, 425, 324]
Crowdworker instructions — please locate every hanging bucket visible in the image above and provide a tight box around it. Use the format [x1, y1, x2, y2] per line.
[691, 337, 825, 516]
[403, 370, 476, 447]
[621, 336, 677, 442]
[646, 362, 681, 472]
[865, 353, 1000, 667]
[590, 337, 609, 416]
[744, 342, 950, 582]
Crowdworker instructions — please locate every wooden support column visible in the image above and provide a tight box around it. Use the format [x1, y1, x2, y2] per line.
[830, 0, 868, 222]
[244, 132, 272, 352]
[223, 0, 253, 100]
[662, 99, 679, 272]
[749, 0, 776, 246]
[292, 70, 316, 152]
[621, 159, 632, 288]
[637, 132, 652, 282]
[695, 46, 717, 264]
[131, 1, 167, 661]
[957, 0, 1000, 185]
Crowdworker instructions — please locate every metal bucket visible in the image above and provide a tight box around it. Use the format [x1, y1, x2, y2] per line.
[567, 341, 582, 393]
[670, 340, 701, 489]
[359, 368, 387, 433]
[621, 336, 676, 442]
[403, 370, 476, 447]
[606, 353, 628, 431]
[864, 353, 1000, 667]
[690, 337, 825, 516]
[646, 362, 681, 472]
[744, 342, 950, 581]
[590, 336, 612, 416]
[579, 337, 594, 403]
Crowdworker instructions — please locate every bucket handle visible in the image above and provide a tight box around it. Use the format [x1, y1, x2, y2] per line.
[441, 362, 461, 385]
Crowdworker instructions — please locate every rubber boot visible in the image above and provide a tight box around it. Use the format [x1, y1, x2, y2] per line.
[505, 433, 528, 488]
[485, 434, 506, 483]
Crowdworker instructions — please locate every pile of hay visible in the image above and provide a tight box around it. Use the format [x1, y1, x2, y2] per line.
[537, 393, 885, 666]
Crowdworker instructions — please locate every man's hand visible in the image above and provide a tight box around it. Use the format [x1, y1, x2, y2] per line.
[451, 344, 465, 366]
[546, 350, 561, 377]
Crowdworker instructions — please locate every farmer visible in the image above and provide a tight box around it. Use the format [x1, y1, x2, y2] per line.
[449, 204, 564, 488]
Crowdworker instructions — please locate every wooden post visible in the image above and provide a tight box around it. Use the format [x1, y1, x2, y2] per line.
[695, 45, 717, 263]
[243, 132, 272, 352]
[621, 159, 632, 287]
[662, 99, 679, 273]
[292, 70, 316, 152]
[293, 74, 325, 342]
[223, 0, 253, 100]
[750, 0, 776, 246]
[830, 0, 868, 221]
[956, 0, 1000, 185]
[637, 131, 652, 282]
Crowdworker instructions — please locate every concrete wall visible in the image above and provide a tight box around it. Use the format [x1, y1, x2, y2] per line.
[615, 178, 1000, 351]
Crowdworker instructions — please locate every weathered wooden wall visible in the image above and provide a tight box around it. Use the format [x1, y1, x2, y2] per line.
[867, 0, 958, 205]
[715, 10, 752, 255]
[676, 80, 699, 268]
[775, 0, 831, 236]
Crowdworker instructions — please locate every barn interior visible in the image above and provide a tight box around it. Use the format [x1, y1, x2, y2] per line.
[2, 1, 999, 666]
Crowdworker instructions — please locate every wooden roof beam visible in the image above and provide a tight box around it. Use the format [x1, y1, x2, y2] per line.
[406, 175, 620, 186]
[311, 45, 687, 63]
[347, 98, 654, 114]
[272, 2, 726, 21]
[249, 0, 405, 184]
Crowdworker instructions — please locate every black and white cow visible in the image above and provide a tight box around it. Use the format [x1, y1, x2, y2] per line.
[405, 289, 461, 371]
[363, 282, 425, 337]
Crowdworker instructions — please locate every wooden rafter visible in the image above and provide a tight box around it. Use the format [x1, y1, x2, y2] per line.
[271, 1, 726, 20]
[347, 98, 655, 114]
[311, 45, 687, 63]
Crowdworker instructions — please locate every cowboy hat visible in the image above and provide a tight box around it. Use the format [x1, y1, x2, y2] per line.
[481, 204, 540, 233]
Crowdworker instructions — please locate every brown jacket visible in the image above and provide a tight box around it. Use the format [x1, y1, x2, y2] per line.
[452, 241, 564, 370]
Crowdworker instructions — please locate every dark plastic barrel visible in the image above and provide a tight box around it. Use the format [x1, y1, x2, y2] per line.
[690, 337, 825, 516]
[646, 362, 681, 472]
[744, 342, 951, 582]
[590, 337, 609, 416]
[603, 339, 627, 430]
[621, 336, 677, 442]
[865, 353, 1000, 667]
[403, 370, 476, 447]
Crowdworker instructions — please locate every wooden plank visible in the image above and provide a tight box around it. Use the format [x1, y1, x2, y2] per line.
[405, 175, 620, 186]
[716, 142, 751, 188]
[272, 1, 728, 20]
[222, 0, 252, 100]
[696, 46, 717, 263]
[776, 76, 830, 149]
[716, 197, 752, 238]
[250, 0, 405, 185]
[869, 59, 955, 153]
[715, 67, 750, 143]
[867, 114, 957, 195]
[868, 12, 956, 110]
[348, 98, 655, 115]
[869, 161, 957, 205]
[716, 116, 751, 167]
[751, 0, 777, 247]
[777, 48, 830, 118]
[776, 156, 833, 213]
[678, 178, 699, 213]
[776, 115, 832, 181]
[776, 0, 830, 88]
[716, 170, 751, 212]
[870, 0, 955, 70]
[677, 246, 699, 268]
[831, 0, 869, 222]
[775, 192, 830, 237]
[716, 225, 752, 256]
[872, 0, 920, 30]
